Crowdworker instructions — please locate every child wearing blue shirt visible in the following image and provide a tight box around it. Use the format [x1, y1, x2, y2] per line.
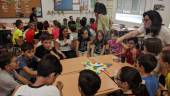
[137, 54, 159, 96]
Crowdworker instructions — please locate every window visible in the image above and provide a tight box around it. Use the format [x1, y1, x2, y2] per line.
[116, 0, 146, 23]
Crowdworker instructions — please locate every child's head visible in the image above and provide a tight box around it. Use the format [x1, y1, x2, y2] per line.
[111, 29, 119, 39]
[114, 66, 149, 96]
[137, 54, 157, 74]
[143, 38, 162, 56]
[38, 54, 62, 84]
[0, 52, 18, 71]
[59, 25, 70, 40]
[53, 20, 61, 28]
[96, 30, 104, 42]
[159, 50, 170, 72]
[39, 32, 52, 50]
[79, 69, 101, 96]
[127, 38, 138, 49]
[43, 20, 50, 30]
[79, 29, 89, 39]
[21, 43, 34, 59]
[80, 17, 87, 27]
[28, 22, 36, 30]
[69, 24, 77, 32]
[15, 19, 23, 29]
[90, 18, 95, 24]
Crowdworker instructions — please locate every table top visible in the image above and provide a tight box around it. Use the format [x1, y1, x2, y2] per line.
[60, 55, 115, 75]
[54, 72, 119, 96]
[56, 55, 131, 96]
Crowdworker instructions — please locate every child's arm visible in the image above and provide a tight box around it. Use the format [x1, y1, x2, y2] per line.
[76, 40, 80, 57]
[14, 72, 32, 84]
[100, 45, 106, 55]
[121, 42, 129, 49]
[22, 66, 37, 77]
[87, 41, 91, 57]
[91, 45, 95, 57]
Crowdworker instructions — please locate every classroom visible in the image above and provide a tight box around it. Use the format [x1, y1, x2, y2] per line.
[0, 0, 170, 96]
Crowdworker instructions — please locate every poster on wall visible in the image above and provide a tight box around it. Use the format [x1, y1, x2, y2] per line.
[54, 0, 73, 11]
[153, 4, 165, 11]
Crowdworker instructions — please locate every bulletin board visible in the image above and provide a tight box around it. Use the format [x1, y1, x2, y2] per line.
[0, 0, 42, 18]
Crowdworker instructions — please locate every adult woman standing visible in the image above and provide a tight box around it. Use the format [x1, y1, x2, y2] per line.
[117, 10, 170, 49]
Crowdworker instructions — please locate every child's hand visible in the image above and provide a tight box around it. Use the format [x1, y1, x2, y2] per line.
[56, 81, 63, 91]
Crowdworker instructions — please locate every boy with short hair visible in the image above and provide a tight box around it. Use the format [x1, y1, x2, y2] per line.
[17, 43, 38, 80]
[137, 54, 159, 96]
[79, 69, 101, 96]
[13, 54, 63, 96]
[35, 32, 52, 59]
[12, 20, 24, 47]
[0, 52, 30, 96]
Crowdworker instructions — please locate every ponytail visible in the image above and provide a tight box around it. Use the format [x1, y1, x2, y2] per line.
[132, 84, 149, 96]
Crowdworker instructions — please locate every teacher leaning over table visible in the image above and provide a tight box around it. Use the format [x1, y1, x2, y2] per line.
[116, 10, 170, 50]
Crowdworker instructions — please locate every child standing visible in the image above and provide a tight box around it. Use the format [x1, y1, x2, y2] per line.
[91, 30, 106, 56]
[76, 28, 91, 57]
[137, 54, 159, 96]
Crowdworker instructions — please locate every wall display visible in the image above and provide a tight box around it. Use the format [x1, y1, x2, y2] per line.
[0, 0, 42, 18]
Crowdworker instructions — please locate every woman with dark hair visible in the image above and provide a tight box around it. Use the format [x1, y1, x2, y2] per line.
[94, 2, 112, 41]
[56, 25, 76, 58]
[117, 10, 170, 48]
[111, 66, 149, 96]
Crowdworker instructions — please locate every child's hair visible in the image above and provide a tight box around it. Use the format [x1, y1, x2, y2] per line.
[127, 37, 139, 49]
[39, 32, 52, 41]
[37, 22, 44, 31]
[53, 20, 61, 28]
[118, 66, 149, 96]
[80, 17, 87, 27]
[137, 54, 157, 73]
[15, 20, 23, 27]
[144, 38, 162, 56]
[90, 18, 95, 24]
[79, 69, 101, 96]
[21, 43, 34, 52]
[95, 30, 106, 44]
[161, 50, 170, 64]
[58, 25, 70, 40]
[111, 29, 119, 37]
[43, 21, 50, 30]
[38, 54, 62, 77]
[69, 24, 77, 32]
[0, 52, 14, 69]
[78, 28, 90, 40]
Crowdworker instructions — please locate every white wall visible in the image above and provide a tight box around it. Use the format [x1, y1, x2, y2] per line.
[0, 0, 170, 28]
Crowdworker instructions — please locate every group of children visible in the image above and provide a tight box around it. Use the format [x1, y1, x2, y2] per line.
[0, 16, 170, 96]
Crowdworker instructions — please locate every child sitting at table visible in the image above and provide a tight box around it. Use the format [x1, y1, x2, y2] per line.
[137, 54, 159, 96]
[35, 32, 52, 59]
[108, 30, 123, 57]
[122, 37, 140, 65]
[111, 66, 149, 96]
[79, 69, 101, 96]
[159, 50, 170, 95]
[17, 43, 38, 81]
[76, 28, 91, 57]
[0, 52, 31, 96]
[13, 54, 63, 96]
[91, 30, 106, 57]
